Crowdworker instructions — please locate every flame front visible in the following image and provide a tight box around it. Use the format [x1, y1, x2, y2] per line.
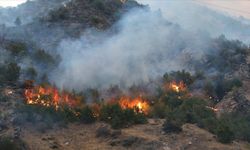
[119, 97, 149, 114]
[24, 85, 81, 110]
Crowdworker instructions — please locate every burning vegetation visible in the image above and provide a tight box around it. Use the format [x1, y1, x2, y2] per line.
[119, 96, 150, 114]
[20, 67, 248, 143]
[168, 81, 186, 93]
[24, 84, 83, 110]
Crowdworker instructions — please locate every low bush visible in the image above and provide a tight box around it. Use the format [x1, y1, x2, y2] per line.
[100, 104, 147, 129]
[0, 62, 20, 83]
[163, 70, 194, 86]
[5, 41, 27, 56]
[149, 102, 171, 118]
[162, 118, 182, 133]
[79, 106, 96, 123]
[218, 112, 250, 142]
[215, 120, 234, 143]
[33, 49, 56, 65]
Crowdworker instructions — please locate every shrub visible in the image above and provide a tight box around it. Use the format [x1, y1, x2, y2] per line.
[79, 106, 96, 123]
[91, 16, 103, 25]
[164, 70, 194, 86]
[48, 7, 69, 21]
[219, 112, 250, 142]
[33, 49, 55, 65]
[16, 105, 78, 126]
[215, 121, 234, 143]
[4, 62, 21, 82]
[149, 102, 171, 118]
[160, 97, 218, 134]
[162, 119, 182, 133]
[179, 98, 215, 123]
[6, 41, 27, 56]
[163, 94, 183, 109]
[100, 104, 147, 129]
[59, 107, 79, 122]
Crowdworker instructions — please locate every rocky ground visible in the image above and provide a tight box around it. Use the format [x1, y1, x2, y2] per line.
[216, 52, 250, 115]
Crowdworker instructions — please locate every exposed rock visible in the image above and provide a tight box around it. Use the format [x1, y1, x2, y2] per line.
[216, 89, 250, 115]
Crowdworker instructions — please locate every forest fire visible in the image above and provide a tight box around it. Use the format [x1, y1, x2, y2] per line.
[24, 84, 82, 110]
[119, 96, 150, 114]
[168, 81, 186, 93]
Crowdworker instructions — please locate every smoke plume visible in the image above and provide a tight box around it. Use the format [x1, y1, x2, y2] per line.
[51, 8, 211, 90]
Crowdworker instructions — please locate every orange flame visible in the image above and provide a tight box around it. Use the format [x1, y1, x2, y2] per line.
[24, 85, 82, 110]
[168, 81, 186, 93]
[119, 96, 149, 114]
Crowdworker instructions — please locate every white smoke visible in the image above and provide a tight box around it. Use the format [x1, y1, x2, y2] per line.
[51, 8, 210, 90]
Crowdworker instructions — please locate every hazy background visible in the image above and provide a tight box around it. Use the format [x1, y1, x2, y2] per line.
[1, 0, 250, 19]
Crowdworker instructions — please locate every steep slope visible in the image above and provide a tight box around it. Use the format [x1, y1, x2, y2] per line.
[0, 0, 69, 26]
[43, 0, 142, 29]
[3, 0, 141, 51]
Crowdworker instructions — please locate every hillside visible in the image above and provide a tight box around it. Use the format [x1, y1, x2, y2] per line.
[43, 0, 142, 29]
[0, 87, 249, 150]
[0, 0, 250, 150]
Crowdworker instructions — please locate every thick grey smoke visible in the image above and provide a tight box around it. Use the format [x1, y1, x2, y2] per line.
[51, 8, 210, 90]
